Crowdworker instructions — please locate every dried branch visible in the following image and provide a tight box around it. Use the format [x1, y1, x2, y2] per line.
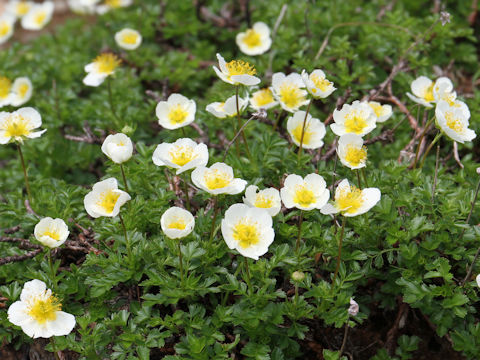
[63, 121, 104, 144]
[0, 249, 42, 266]
[3, 225, 20, 234]
[453, 141, 464, 169]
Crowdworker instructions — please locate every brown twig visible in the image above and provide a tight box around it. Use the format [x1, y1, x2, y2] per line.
[63, 121, 104, 144]
[0, 249, 43, 266]
[453, 141, 464, 168]
[385, 301, 409, 355]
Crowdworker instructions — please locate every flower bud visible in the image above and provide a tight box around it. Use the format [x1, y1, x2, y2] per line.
[291, 271, 305, 282]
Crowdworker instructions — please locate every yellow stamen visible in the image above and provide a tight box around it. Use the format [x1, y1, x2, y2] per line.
[242, 29, 261, 48]
[445, 111, 464, 133]
[121, 32, 138, 45]
[17, 83, 30, 98]
[204, 169, 231, 190]
[252, 88, 274, 107]
[4, 114, 32, 138]
[292, 122, 312, 145]
[368, 102, 385, 118]
[279, 83, 305, 109]
[0, 22, 11, 37]
[33, 11, 47, 26]
[16, 2, 31, 16]
[344, 145, 367, 167]
[293, 184, 316, 207]
[28, 293, 61, 324]
[423, 83, 434, 102]
[233, 220, 260, 249]
[344, 111, 368, 134]
[97, 190, 120, 213]
[168, 219, 186, 230]
[0, 76, 12, 99]
[254, 194, 273, 208]
[168, 104, 189, 125]
[169, 145, 196, 166]
[226, 60, 257, 76]
[93, 53, 121, 74]
[310, 73, 331, 92]
[337, 186, 363, 214]
[106, 0, 122, 8]
[42, 228, 60, 241]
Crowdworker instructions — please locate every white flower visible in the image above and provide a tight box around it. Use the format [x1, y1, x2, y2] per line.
[331, 100, 376, 137]
[301, 69, 336, 99]
[435, 100, 476, 143]
[206, 95, 248, 119]
[191, 162, 247, 195]
[287, 110, 326, 149]
[83, 53, 121, 87]
[161, 207, 195, 239]
[67, 0, 99, 14]
[348, 298, 359, 316]
[0, 14, 15, 45]
[406, 76, 435, 108]
[249, 87, 277, 111]
[212, 53, 260, 86]
[368, 101, 392, 123]
[6, 1, 34, 18]
[21, 1, 54, 31]
[0, 107, 46, 144]
[10, 77, 33, 107]
[96, 0, 132, 14]
[8, 279, 76, 338]
[270, 72, 308, 113]
[84, 178, 131, 218]
[243, 185, 281, 216]
[156, 93, 196, 130]
[236, 21, 272, 56]
[476, 274, 480, 288]
[152, 138, 208, 175]
[0, 75, 13, 107]
[34, 217, 69, 249]
[433, 77, 455, 102]
[280, 173, 330, 211]
[101, 133, 133, 164]
[221, 203, 274, 260]
[321, 179, 381, 217]
[337, 133, 368, 170]
[206, 101, 228, 119]
[115, 28, 142, 50]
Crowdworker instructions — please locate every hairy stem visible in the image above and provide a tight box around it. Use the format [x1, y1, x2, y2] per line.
[17, 144, 32, 207]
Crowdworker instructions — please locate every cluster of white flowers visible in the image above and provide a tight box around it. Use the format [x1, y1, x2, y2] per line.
[67, 0, 132, 15]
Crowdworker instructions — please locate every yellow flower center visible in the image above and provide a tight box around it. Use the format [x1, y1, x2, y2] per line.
[252, 88, 274, 107]
[204, 169, 231, 190]
[17, 83, 30, 98]
[344, 111, 368, 134]
[293, 184, 316, 207]
[97, 190, 120, 213]
[121, 32, 138, 45]
[310, 74, 331, 93]
[34, 11, 47, 26]
[168, 218, 186, 230]
[106, 0, 122, 8]
[169, 145, 196, 166]
[226, 60, 257, 76]
[369, 102, 384, 118]
[445, 111, 464, 134]
[17, 2, 31, 16]
[28, 293, 61, 324]
[0, 76, 12, 99]
[94, 53, 121, 74]
[0, 22, 11, 37]
[292, 122, 312, 145]
[42, 228, 60, 241]
[242, 29, 261, 48]
[4, 114, 32, 138]
[423, 83, 435, 102]
[168, 104, 189, 125]
[254, 194, 273, 208]
[233, 220, 260, 249]
[344, 145, 367, 167]
[279, 83, 305, 109]
[337, 186, 363, 214]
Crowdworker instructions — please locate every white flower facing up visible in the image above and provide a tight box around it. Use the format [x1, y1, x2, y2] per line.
[249, 87, 277, 111]
[101, 133, 133, 164]
[287, 110, 326, 149]
[156, 93, 196, 130]
[206, 95, 248, 119]
[115, 28, 142, 50]
[21, 1, 54, 31]
[97, 0, 132, 15]
[406, 76, 435, 108]
[221, 203, 274, 260]
[236, 21, 272, 56]
[271, 72, 308, 113]
[337, 133, 368, 170]
[0, 14, 15, 45]
[6, 1, 33, 18]
[152, 138, 208, 174]
[212, 53, 260, 86]
[331, 100, 376, 137]
[8, 279, 76, 338]
[301, 69, 336, 99]
[191, 162, 247, 195]
[84, 178, 131, 218]
[280, 173, 330, 211]
[10, 77, 33, 107]
[161, 207, 195, 239]
[34, 217, 69, 248]
[0, 76, 13, 107]
[83, 53, 121, 87]
[243, 185, 281, 216]
[435, 100, 476, 143]
[321, 179, 381, 217]
[0, 107, 46, 144]
[368, 101, 392, 123]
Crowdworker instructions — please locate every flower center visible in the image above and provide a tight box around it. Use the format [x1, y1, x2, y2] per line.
[445, 111, 464, 134]
[337, 186, 363, 214]
[0, 76, 11, 99]
[121, 32, 138, 45]
[279, 83, 305, 109]
[34, 11, 47, 26]
[233, 220, 260, 249]
[17, 2, 31, 15]
[226, 60, 257, 76]
[344, 111, 368, 134]
[344, 145, 367, 167]
[18, 83, 30, 98]
[292, 122, 312, 145]
[242, 29, 261, 48]
[254, 194, 273, 208]
[28, 293, 61, 324]
[423, 83, 434, 102]
[293, 184, 316, 207]
[204, 169, 231, 190]
[94, 53, 121, 74]
[168, 218, 186, 230]
[4, 114, 32, 138]
[369, 103, 384, 118]
[42, 228, 60, 241]
[0, 22, 11, 37]
[310, 74, 331, 92]
[169, 145, 196, 166]
[106, 0, 122, 8]
[168, 104, 189, 125]
[253, 88, 274, 107]
[97, 190, 120, 213]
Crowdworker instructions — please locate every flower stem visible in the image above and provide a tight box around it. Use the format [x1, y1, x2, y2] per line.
[297, 99, 313, 164]
[178, 240, 184, 287]
[412, 116, 434, 168]
[182, 173, 191, 211]
[120, 163, 129, 193]
[181, 127, 187, 137]
[243, 257, 252, 295]
[118, 214, 131, 262]
[107, 76, 120, 123]
[235, 85, 252, 160]
[332, 216, 347, 285]
[273, 109, 283, 131]
[356, 169, 362, 189]
[361, 167, 369, 188]
[419, 132, 442, 168]
[296, 211, 304, 252]
[47, 250, 57, 290]
[339, 319, 350, 356]
[17, 144, 32, 207]
[209, 197, 220, 244]
[51, 337, 60, 360]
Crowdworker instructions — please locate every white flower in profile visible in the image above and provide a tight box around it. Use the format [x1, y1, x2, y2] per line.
[301, 69, 336, 99]
[0, 14, 16, 45]
[156, 93, 196, 130]
[236, 22, 272, 56]
[8, 279, 76, 338]
[21, 1, 54, 31]
[206, 101, 228, 119]
[321, 179, 381, 217]
[97, 0, 132, 15]
[34, 217, 69, 249]
[6, 1, 34, 18]
[191, 162, 247, 195]
[270, 72, 309, 113]
[101, 133, 133, 164]
[280, 173, 329, 211]
[84, 178, 131, 218]
[0, 107, 46, 144]
[0, 76, 13, 107]
[250, 87, 277, 111]
[337, 133, 368, 170]
[406, 76, 435, 108]
[83, 53, 121, 87]
[331, 100, 376, 137]
[435, 100, 476, 143]
[212, 53, 260, 86]
[161, 207, 195, 239]
[476, 274, 480, 288]
[287, 111, 326, 149]
[207, 94, 249, 119]
[221, 203, 274, 260]
[152, 138, 208, 174]
[433, 77, 455, 102]
[10, 77, 33, 107]
[367, 101, 392, 123]
[243, 185, 281, 216]
[115, 28, 142, 50]
[348, 298, 359, 316]
[67, 0, 99, 14]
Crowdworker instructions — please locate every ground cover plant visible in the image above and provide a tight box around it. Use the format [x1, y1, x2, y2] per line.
[1, 0, 480, 359]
